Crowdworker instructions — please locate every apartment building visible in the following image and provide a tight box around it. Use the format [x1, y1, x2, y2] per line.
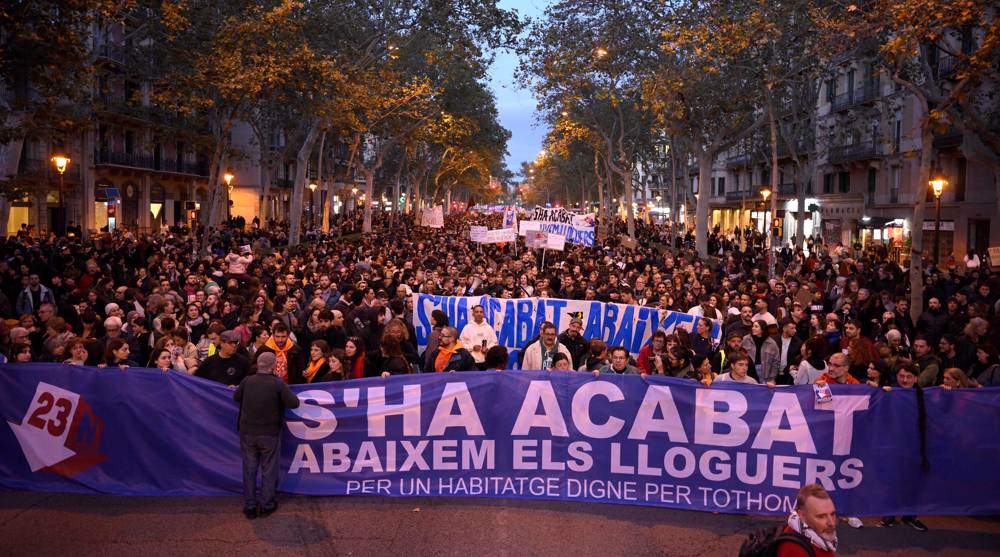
[703, 37, 997, 262]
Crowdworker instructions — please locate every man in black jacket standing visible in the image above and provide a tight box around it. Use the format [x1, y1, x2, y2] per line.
[233, 352, 300, 519]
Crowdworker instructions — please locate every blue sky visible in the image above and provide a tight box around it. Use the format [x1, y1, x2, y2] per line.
[487, 0, 548, 177]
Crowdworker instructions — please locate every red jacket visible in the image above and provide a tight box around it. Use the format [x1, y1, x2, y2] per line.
[776, 526, 836, 557]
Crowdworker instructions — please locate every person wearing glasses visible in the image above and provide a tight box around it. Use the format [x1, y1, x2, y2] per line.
[816, 352, 860, 386]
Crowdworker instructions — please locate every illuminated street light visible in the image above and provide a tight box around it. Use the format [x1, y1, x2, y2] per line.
[594, 47, 608, 59]
[50, 154, 70, 232]
[929, 163, 949, 264]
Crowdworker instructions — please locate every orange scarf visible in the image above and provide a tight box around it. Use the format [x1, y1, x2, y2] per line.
[264, 337, 293, 383]
[434, 342, 462, 373]
[304, 357, 326, 383]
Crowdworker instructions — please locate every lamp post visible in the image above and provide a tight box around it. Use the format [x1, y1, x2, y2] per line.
[308, 182, 318, 228]
[50, 154, 70, 233]
[760, 186, 772, 255]
[223, 168, 234, 221]
[656, 195, 662, 223]
[929, 164, 948, 265]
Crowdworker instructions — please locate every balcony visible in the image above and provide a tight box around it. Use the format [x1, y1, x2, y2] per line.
[726, 154, 752, 168]
[778, 182, 796, 195]
[94, 150, 209, 176]
[272, 178, 294, 188]
[933, 129, 963, 149]
[935, 56, 958, 79]
[95, 95, 209, 132]
[830, 80, 880, 112]
[725, 190, 749, 202]
[94, 43, 125, 64]
[829, 141, 882, 164]
[18, 157, 82, 181]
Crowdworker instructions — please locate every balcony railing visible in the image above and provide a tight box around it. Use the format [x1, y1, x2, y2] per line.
[19, 157, 82, 181]
[272, 178, 294, 188]
[828, 141, 882, 164]
[94, 43, 125, 64]
[95, 150, 209, 176]
[933, 129, 963, 149]
[726, 154, 752, 168]
[725, 190, 749, 202]
[830, 80, 880, 111]
[95, 95, 209, 132]
[778, 182, 796, 195]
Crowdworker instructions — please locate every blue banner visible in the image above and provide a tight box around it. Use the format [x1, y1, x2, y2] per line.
[1, 364, 999, 516]
[413, 294, 722, 367]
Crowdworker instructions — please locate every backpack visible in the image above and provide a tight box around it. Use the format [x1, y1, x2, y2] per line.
[738, 525, 816, 557]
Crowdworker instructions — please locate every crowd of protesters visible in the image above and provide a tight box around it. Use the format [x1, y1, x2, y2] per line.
[1, 209, 998, 395]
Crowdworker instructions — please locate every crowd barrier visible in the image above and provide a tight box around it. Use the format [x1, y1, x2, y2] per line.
[1, 363, 998, 516]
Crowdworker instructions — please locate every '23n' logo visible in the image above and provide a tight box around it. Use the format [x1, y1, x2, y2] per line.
[7, 382, 107, 476]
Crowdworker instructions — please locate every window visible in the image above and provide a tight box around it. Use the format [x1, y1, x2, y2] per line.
[961, 27, 975, 55]
[839, 171, 850, 193]
[124, 130, 135, 155]
[955, 157, 966, 202]
[846, 69, 855, 99]
[890, 166, 900, 203]
[716, 176, 725, 195]
[761, 168, 770, 186]
[734, 173, 740, 190]
[826, 79, 836, 102]
[176, 141, 185, 169]
[893, 111, 902, 152]
[867, 168, 877, 194]
[153, 139, 162, 170]
[823, 173, 834, 194]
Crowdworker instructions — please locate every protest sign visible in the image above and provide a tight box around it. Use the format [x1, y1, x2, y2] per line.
[2, 364, 998, 518]
[420, 206, 444, 228]
[470, 226, 488, 242]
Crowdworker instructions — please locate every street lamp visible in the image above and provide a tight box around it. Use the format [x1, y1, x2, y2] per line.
[594, 47, 608, 59]
[51, 154, 70, 203]
[929, 163, 948, 264]
[308, 182, 318, 227]
[223, 168, 235, 220]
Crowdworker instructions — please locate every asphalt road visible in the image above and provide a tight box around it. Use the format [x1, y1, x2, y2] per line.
[1, 492, 998, 556]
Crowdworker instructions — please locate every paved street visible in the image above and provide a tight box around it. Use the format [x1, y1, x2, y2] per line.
[1, 492, 998, 556]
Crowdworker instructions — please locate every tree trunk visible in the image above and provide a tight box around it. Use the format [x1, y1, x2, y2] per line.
[795, 161, 807, 249]
[695, 150, 715, 257]
[288, 121, 322, 246]
[622, 167, 636, 239]
[260, 161, 272, 227]
[909, 125, 933, 323]
[362, 168, 374, 233]
[670, 139, 678, 247]
[314, 131, 326, 233]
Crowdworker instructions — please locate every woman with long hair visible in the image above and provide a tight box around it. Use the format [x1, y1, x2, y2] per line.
[344, 336, 368, 379]
[688, 354, 717, 386]
[101, 338, 138, 369]
[794, 336, 828, 385]
[971, 344, 1000, 387]
[182, 303, 207, 344]
[152, 336, 189, 373]
[378, 336, 411, 377]
[9, 342, 33, 363]
[741, 319, 780, 383]
[149, 348, 186, 373]
[63, 338, 90, 366]
[317, 349, 348, 382]
[303, 340, 331, 383]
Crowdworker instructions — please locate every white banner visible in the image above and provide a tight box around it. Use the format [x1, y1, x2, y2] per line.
[481, 228, 516, 244]
[420, 205, 444, 228]
[470, 226, 488, 242]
